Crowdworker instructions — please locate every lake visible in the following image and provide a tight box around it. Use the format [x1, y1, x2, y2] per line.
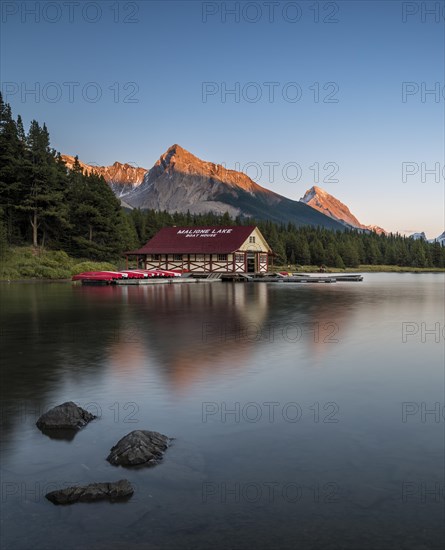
[1, 274, 444, 550]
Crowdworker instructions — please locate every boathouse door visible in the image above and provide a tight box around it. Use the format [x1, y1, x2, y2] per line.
[246, 252, 256, 273]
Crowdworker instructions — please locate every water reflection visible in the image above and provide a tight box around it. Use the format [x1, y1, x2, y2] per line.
[106, 284, 270, 391]
[1, 277, 443, 422]
[0, 276, 443, 550]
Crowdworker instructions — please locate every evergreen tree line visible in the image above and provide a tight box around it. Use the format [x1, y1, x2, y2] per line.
[1, 95, 444, 267]
[0, 94, 137, 260]
[128, 210, 445, 268]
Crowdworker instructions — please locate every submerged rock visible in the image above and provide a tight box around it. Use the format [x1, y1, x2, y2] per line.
[107, 430, 170, 467]
[46, 480, 133, 504]
[36, 401, 96, 431]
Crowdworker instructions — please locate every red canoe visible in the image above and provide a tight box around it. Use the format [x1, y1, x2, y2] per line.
[152, 268, 181, 277]
[72, 269, 182, 283]
[131, 270, 155, 278]
[130, 269, 178, 278]
[72, 271, 127, 281]
[119, 270, 146, 279]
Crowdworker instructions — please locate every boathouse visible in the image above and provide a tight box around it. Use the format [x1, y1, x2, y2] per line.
[125, 226, 272, 273]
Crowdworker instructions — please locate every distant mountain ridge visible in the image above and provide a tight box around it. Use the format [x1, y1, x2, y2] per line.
[409, 231, 445, 245]
[409, 232, 427, 241]
[300, 186, 386, 234]
[433, 231, 445, 245]
[61, 155, 146, 197]
[62, 145, 393, 234]
[120, 145, 353, 230]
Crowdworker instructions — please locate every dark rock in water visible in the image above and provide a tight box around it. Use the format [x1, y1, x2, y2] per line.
[36, 401, 96, 431]
[107, 430, 170, 467]
[46, 480, 133, 505]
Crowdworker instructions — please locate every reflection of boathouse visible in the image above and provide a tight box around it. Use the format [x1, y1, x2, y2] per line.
[126, 226, 273, 274]
[107, 283, 270, 390]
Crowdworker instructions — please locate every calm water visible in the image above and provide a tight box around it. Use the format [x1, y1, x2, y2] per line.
[1, 275, 444, 550]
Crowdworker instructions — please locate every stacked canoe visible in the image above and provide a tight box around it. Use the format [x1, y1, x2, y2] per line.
[72, 269, 182, 285]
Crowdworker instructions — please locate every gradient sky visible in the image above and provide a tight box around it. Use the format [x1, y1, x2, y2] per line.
[1, 0, 444, 237]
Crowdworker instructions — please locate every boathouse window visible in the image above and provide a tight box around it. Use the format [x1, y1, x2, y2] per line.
[249, 236, 255, 243]
[235, 254, 244, 262]
[153, 254, 160, 260]
[217, 254, 227, 261]
[173, 254, 182, 261]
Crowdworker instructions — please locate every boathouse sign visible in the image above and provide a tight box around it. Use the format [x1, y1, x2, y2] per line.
[178, 228, 234, 238]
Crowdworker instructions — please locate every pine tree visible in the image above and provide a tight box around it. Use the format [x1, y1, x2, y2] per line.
[18, 121, 68, 247]
[410, 240, 427, 267]
[0, 207, 8, 260]
[310, 238, 325, 265]
[294, 235, 311, 265]
[66, 167, 138, 260]
[129, 208, 148, 245]
[0, 94, 23, 243]
[431, 242, 444, 267]
[341, 240, 360, 267]
[325, 242, 339, 267]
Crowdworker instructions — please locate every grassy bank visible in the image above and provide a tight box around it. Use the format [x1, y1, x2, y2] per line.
[0, 247, 119, 280]
[274, 265, 445, 273]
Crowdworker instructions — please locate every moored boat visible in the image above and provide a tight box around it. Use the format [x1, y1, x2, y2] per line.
[72, 268, 183, 285]
[133, 269, 180, 278]
[153, 268, 182, 277]
[119, 270, 146, 279]
[72, 271, 129, 285]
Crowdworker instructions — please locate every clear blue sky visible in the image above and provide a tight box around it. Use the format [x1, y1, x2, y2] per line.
[1, 0, 444, 237]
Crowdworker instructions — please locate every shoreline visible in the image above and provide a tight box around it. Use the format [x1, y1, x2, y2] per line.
[1, 268, 444, 283]
[273, 265, 445, 274]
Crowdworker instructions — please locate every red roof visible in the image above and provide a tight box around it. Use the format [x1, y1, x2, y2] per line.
[126, 226, 259, 254]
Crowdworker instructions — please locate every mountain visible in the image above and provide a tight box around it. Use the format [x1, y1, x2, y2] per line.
[366, 225, 387, 235]
[300, 186, 386, 234]
[409, 232, 427, 240]
[432, 231, 445, 245]
[62, 146, 389, 234]
[409, 231, 445, 245]
[61, 155, 147, 197]
[122, 145, 346, 230]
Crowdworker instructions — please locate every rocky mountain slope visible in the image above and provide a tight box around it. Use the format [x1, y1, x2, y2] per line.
[409, 231, 445, 244]
[121, 145, 346, 230]
[409, 232, 427, 241]
[62, 146, 397, 235]
[300, 186, 386, 234]
[61, 155, 146, 197]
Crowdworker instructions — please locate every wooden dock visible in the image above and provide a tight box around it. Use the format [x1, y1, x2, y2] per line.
[248, 274, 363, 283]
[78, 273, 363, 286]
[114, 277, 222, 285]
